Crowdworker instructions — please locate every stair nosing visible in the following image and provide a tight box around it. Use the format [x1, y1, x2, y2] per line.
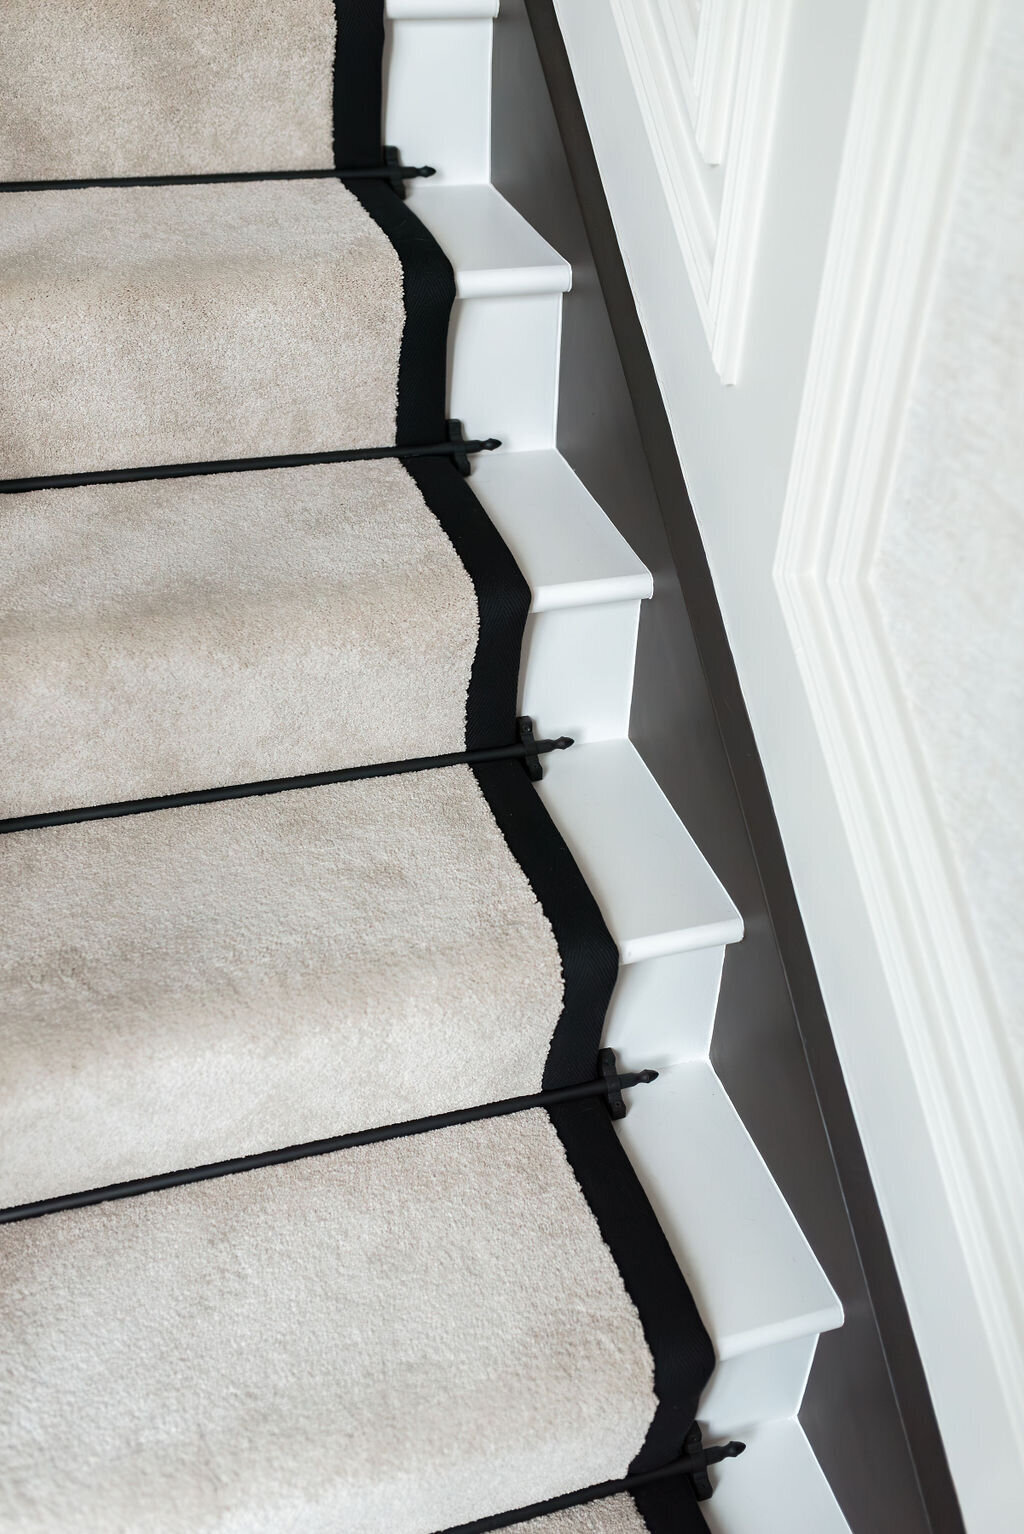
[407, 183, 572, 299]
[387, 1, 499, 18]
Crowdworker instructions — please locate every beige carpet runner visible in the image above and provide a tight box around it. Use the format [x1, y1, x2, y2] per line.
[0, 5, 740, 1531]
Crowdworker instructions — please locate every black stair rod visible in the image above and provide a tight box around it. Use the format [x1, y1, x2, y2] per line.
[0, 161, 436, 194]
[0, 726, 572, 836]
[0, 435, 502, 496]
[0, 1052, 658, 1225]
[438, 1438, 746, 1533]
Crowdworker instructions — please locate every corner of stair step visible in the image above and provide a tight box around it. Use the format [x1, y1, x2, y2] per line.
[405, 182, 572, 298]
[537, 738, 745, 963]
[469, 448, 653, 612]
[617, 1059, 843, 1365]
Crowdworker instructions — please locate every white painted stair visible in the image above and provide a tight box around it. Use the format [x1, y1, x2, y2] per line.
[385, 3, 854, 1529]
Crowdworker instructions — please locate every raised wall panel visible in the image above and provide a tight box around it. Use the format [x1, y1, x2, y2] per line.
[605, 0, 792, 381]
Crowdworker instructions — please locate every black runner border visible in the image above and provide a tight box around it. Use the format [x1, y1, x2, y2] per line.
[332, 0, 387, 169]
[549, 1099, 715, 1477]
[340, 174, 529, 743]
[345, 174, 456, 446]
[631, 1478, 714, 1533]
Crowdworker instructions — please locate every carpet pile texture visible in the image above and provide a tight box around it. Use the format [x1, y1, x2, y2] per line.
[0, 181, 404, 476]
[0, 461, 480, 811]
[0, 1, 343, 180]
[0, 1114, 657, 1534]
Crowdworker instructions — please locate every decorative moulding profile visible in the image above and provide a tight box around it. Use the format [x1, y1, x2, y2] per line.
[607, 0, 792, 383]
[774, 0, 1024, 1494]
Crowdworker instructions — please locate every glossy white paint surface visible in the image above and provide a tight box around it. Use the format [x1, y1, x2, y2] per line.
[704, 1418, 853, 1534]
[408, 183, 572, 296]
[618, 1062, 842, 1363]
[408, 187, 569, 444]
[538, 740, 744, 963]
[699, 1334, 818, 1439]
[603, 946, 726, 1066]
[521, 601, 642, 744]
[387, 0, 499, 18]
[385, 18, 493, 182]
[449, 291, 564, 449]
[473, 449, 651, 613]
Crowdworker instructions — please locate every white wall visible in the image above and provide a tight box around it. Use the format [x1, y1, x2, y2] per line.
[871, 0, 1024, 1087]
[552, 0, 1024, 1527]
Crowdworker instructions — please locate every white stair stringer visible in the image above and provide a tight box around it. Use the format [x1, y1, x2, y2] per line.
[538, 742, 851, 1532]
[388, 9, 853, 1530]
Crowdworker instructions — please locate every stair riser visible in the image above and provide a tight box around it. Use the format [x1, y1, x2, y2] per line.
[698, 1334, 818, 1440]
[521, 600, 641, 745]
[602, 946, 726, 1066]
[702, 1418, 852, 1534]
[386, 19, 493, 183]
[451, 293, 563, 449]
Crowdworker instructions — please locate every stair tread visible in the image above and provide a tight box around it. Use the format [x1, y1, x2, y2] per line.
[0, 0, 346, 182]
[538, 740, 744, 963]
[0, 1110, 670, 1534]
[408, 182, 572, 297]
[0, 451, 647, 818]
[0, 460, 488, 817]
[0, 767, 566, 1208]
[618, 1062, 843, 1362]
[0, 178, 408, 479]
[471, 449, 653, 610]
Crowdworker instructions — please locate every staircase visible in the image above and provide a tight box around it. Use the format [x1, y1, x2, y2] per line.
[0, 3, 850, 1531]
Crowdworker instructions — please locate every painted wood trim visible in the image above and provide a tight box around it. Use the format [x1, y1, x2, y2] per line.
[774, 0, 1024, 1488]
[606, 0, 792, 381]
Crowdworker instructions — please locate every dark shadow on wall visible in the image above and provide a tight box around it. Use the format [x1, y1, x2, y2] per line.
[488, 4, 963, 1533]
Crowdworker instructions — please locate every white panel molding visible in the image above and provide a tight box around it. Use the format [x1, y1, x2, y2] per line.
[607, 0, 792, 381]
[774, 0, 1024, 1469]
[652, 0, 742, 165]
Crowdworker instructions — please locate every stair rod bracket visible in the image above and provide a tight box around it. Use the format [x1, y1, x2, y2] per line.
[680, 1422, 746, 1501]
[381, 144, 436, 197]
[517, 716, 548, 781]
[445, 418, 502, 477]
[598, 1047, 657, 1120]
